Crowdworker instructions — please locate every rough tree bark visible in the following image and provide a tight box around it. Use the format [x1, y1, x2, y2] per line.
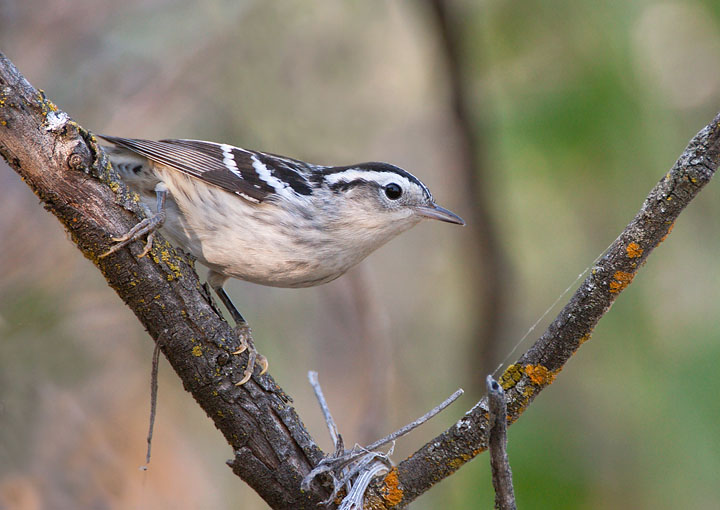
[2, 52, 719, 509]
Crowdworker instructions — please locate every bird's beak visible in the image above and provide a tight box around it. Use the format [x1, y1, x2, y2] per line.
[415, 204, 465, 225]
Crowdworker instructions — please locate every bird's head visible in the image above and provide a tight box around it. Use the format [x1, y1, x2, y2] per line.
[320, 162, 464, 247]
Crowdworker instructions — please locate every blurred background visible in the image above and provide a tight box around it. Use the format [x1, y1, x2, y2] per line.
[2, 1, 720, 508]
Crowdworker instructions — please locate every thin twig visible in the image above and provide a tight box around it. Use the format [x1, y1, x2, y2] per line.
[306, 387, 464, 481]
[487, 375, 516, 510]
[305, 373, 396, 508]
[303, 374, 464, 508]
[308, 371, 341, 450]
[143, 341, 162, 468]
[364, 388, 464, 452]
[338, 460, 391, 510]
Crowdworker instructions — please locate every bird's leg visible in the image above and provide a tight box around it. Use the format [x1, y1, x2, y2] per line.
[100, 183, 168, 259]
[214, 286, 268, 385]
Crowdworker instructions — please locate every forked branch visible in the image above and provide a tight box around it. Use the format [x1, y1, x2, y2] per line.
[2, 52, 719, 509]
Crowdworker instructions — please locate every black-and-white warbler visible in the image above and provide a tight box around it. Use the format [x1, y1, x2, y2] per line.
[99, 135, 464, 383]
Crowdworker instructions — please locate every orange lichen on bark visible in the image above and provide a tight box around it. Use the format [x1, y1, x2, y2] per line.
[578, 332, 592, 345]
[524, 364, 556, 386]
[626, 242, 643, 258]
[380, 468, 404, 506]
[660, 222, 675, 243]
[609, 271, 634, 293]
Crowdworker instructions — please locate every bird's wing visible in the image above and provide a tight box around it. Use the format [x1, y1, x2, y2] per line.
[99, 135, 314, 203]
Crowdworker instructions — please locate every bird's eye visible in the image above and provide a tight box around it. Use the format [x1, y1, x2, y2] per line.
[384, 183, 402, 200]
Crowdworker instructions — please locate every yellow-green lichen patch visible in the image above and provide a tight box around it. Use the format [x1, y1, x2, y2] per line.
[191, 345, 203, 357]
[626, 242, 643, 259]
[499, 364, 524, 390]
[522, 384, 536, 399]
[506, 384, 538, 424]
[447, 457, 464, 471]
[152, 246, 183, 281]
[445, 450, 476, 473]
[608, 271, 634, 293]
[36, 91, 59, 114]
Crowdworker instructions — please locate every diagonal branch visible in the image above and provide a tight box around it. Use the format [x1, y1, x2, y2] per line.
[0, 52, 327, 509]
[361, 116, 720, 506]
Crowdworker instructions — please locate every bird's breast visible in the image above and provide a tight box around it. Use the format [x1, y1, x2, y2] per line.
[157, 171, 372, 287]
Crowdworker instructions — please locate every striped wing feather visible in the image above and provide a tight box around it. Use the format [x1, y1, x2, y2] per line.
[100, 135, 308, 202]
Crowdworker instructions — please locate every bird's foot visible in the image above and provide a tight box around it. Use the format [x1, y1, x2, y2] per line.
[233, 323, 268, 385]
[99, 211, 166, 259]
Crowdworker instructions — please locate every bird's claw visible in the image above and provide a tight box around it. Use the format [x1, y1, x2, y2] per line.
[138, 230, 157, 258]
[233, 323, 268, 385]
[99, 212, 165, 259]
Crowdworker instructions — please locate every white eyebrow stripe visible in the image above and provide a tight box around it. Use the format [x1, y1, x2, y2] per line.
[251, 154, 295, 198]
[221, 144, 242, 178]
[323, 169, 417, 190]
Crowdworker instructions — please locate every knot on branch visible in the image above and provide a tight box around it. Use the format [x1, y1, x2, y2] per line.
[67, 145, 90, 172]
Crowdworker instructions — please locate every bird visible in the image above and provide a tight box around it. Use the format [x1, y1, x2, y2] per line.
[98, 135, 464, 384]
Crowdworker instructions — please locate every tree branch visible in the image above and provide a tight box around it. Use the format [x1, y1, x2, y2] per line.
[0, 52, 327, 509]
[487, 375, 516, 510]
[362, 116, 720, 506]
